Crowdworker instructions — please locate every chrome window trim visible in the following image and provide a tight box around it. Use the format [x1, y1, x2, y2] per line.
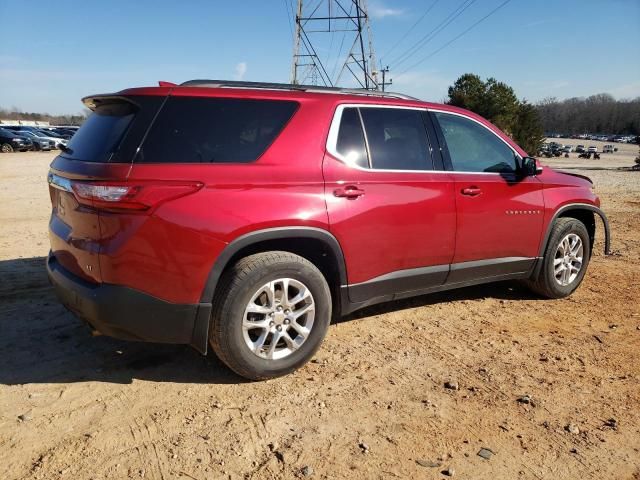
[326, 103, 523, 175]
[326, 103, 438, 174]
[47, 172, 73, 192]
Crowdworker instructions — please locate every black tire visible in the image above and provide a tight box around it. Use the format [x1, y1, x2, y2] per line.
[526, 218, 591, 298]
[1, 143, 13, 153]
[209, 251, 331, 380]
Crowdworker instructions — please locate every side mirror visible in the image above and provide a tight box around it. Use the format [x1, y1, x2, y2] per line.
[521, 156, 542, 176]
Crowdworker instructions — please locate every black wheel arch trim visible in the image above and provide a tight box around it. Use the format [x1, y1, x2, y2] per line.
[199, 226, 348, 304]
[196, 227, 348, 354]
[539, 203, 611, 257]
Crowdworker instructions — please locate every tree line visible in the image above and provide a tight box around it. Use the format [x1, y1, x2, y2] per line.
[535, 94, 640, 136]
[446, 74, 639, 156]
[0, 107, 87, 126]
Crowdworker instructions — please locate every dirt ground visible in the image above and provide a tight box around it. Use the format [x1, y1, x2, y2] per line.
[0, 144, 639, 480]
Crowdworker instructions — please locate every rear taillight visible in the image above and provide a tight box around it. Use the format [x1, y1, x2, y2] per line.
[70, 181, 203, 212]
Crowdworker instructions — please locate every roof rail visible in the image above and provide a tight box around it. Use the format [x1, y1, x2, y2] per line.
[179, 79, 419, 101]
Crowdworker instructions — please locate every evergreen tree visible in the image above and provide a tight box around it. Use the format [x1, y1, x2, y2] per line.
[447, 73, 487, 114]
[446, 73, 545, 154]
[513, 102, 545, 154]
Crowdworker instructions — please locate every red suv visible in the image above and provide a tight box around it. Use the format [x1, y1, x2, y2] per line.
[47, 80, 610, 380]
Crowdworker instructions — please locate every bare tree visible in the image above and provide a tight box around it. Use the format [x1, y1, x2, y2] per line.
[536, 95, 640, 135]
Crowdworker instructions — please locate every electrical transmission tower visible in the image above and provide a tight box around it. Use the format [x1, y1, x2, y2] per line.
[290, 0, 379, 90]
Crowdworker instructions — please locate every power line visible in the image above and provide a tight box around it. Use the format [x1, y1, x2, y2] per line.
[330, 2, 353, 82]
[392, 0, 477, 68]
[390, 0, 477, 69]
[324, 1, 337, 73]
[283, 0, 295, 41]
[380, 0, 440, 62]
[398, 0, 515, 76]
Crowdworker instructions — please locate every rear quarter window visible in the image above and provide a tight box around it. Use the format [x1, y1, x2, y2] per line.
[61, 96, 163, 163]
[64, 102, 135, 162]
[136, 97, 298, 163]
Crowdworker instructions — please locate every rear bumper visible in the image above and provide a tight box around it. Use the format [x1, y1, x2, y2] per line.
[46, 253, 211, 353]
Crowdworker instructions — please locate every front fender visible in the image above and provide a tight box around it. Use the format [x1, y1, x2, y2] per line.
[539, 203, 611, 256]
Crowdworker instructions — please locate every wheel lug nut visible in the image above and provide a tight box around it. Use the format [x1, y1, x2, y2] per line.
[269, 321, 274, 326]
[284, 319, 290, 325]
[276, 325, 282, 331]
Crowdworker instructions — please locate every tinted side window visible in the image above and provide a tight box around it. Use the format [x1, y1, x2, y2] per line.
[434, 112, 517, 173]
[64, 102, 135, 163]
[336, 107, 369, 168]
[138, 97, 298, 163]
[360, 108, 432, 170]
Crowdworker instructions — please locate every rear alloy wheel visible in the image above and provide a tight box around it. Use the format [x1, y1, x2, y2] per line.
[210, 251, 331, 380]
[526, 217, 590, 298]
[1, 143, 13, 153]
[242, 278, 316, 360]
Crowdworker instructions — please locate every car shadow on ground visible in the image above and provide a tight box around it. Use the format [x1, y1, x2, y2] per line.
[0, 256, 540, 386]
[0, 256, 246, 386]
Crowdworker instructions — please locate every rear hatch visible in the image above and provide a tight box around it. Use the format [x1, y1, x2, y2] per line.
[48, 92, 165, 282]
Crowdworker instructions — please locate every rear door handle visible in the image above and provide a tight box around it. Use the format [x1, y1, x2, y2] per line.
[461, 187, 482, 197]
[334, 185, 365, 199]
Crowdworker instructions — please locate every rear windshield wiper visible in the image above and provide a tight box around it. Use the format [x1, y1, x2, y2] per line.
[59, 144, 74, 155]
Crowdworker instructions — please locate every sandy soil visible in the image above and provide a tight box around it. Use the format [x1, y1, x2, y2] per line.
[0, 148, 639, 480]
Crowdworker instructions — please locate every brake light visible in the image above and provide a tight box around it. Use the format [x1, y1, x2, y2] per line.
[70, 181, 203, 212]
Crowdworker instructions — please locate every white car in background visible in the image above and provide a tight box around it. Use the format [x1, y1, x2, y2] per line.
[588, 146, 598, 153]
[18, 130, 68, 149]
[603, 144, 615, 153]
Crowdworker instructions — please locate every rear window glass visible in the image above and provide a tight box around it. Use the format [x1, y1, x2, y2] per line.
[336, 108, 369, 168]
[137, 97, 298, 163]
[64, 102, 135, 162]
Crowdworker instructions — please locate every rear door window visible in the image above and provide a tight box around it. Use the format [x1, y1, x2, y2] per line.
[137, 97, 298, 163]
[335, 107, 369, 168]
[359, 108, 433, 170]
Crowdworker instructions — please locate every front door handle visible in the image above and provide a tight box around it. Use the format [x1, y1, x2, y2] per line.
[461, 186, 482, 197]
[334, 185, 365, 199]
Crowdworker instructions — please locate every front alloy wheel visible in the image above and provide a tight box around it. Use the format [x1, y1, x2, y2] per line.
[525, 217, 591, 298]
[553, 233, 584, 286]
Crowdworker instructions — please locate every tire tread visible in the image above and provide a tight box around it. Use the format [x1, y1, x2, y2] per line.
[526, 217, 590, 298]
[210, 251, 329, 380]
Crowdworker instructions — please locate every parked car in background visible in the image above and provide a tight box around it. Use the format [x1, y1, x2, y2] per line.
[562, 145, 573, 153]
[49, 128, 76, 139]
[603, 145, 615, 153]
[29, 129, 69, 149]
[14, 131, 54, 151]
[0, 128, 33, 152]
[575, 145, 586, 153]
[588, 146, 598, 153]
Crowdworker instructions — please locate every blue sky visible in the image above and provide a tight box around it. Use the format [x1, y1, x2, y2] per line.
[1, 0, 638, 114]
